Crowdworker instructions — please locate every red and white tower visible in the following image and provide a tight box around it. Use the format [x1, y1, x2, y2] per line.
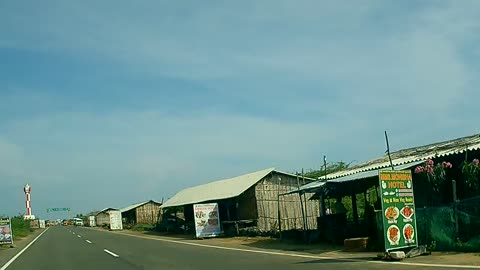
[23, 184, 35, 220]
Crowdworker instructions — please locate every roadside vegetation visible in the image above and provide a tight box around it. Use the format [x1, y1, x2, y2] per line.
[0, 215, 34, 240]
[128, 224, 155, 231]
[11, 216, 34, 239]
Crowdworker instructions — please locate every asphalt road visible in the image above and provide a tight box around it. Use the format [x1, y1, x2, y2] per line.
[1, 226, 473, 270]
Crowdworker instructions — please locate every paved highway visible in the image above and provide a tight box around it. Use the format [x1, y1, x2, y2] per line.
[1, 226, 473, 270]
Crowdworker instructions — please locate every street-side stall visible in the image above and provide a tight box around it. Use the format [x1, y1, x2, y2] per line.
[290, 133, 480, 253]
[283, 162, 420, 248]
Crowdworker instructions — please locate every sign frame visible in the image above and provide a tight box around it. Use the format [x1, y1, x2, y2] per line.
[379, 169, 419, 252]
[0, 218, 13, 245]
[88, 216, 96, 227]
[109, 210, 123, 230]
[193, 203, 221, 238]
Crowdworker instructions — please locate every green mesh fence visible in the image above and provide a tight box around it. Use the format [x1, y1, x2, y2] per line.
[416, 196, 480, 252]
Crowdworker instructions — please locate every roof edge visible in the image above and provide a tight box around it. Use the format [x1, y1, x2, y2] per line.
[161, 168, 277, 208]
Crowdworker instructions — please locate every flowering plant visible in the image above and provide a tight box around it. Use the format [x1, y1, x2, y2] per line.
[414, 159, 452, 192]
[462, 159, 479, 192]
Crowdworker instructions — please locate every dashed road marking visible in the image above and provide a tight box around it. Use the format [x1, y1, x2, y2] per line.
[104, 249, 119, 258]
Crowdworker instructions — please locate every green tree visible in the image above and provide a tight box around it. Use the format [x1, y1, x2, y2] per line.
[305, 161, 351, 179]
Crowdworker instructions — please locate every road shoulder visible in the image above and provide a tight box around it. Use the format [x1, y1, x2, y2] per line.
[91, 228, 480, 268]
[0, 228, 45, 267]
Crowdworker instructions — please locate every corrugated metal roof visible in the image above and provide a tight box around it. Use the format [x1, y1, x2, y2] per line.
[95, 207, 118, 215]
[283, 160, 424, 195]
[280, 181, 327, 196]
[328, 160, 424, 183]
[325, 133, 480, 180]
[120, 200, 162, 213]
[161, 168, 276, 208]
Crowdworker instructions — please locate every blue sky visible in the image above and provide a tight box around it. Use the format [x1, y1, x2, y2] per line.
[1, 1, 480, 218]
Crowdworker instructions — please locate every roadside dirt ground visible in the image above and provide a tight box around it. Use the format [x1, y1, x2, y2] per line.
[115, 230, 480, 266]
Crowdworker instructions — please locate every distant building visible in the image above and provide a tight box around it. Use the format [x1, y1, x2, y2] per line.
[120, 200, 162, 225]
[95, 208, 118, 227]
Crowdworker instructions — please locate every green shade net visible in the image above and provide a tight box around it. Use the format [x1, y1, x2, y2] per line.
[416, 196, 480, 251]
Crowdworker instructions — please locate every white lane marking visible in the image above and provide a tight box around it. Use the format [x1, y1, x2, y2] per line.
[0, 228, 50, 270]
[110, 231, 480, 269]
[72, 232, 75, 234]
[77, 235, 81, 238]
[104, 249, 119, 258]
[86, 240, 92, 244]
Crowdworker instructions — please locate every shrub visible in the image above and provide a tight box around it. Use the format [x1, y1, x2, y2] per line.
[11, 217, 33, 238]
[131, 224, 155, 231]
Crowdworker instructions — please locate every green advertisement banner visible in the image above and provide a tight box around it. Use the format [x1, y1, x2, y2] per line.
[379, 170, 418, 252]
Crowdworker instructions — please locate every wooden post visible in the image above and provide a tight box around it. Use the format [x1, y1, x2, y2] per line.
[226, 201, 231, 221]
[320, 193, 326, 216]
[235, 199, 240, 220]
[297, 173, 307, 243]
[277, 194, 282, 239]
[151, 206, 154, 224]
[452, 180, 459, 239]
[385, 131, 395, 170]
[352, 194, 359, 226]
[277, 176, 282, 239]
[302, 169, 308, 231]
[323, 155, 327, 180]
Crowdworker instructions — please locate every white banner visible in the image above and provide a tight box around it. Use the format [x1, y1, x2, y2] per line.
[88, 216, 96, 227]
[39, 220, 46, 229]
[193, 203, 221, 238]
[109, 211, 123, 230]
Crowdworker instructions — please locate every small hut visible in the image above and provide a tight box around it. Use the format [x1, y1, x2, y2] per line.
[95, 208, 118, 227]
[161, 168, 319, 235]
[121, 200, 162, 225]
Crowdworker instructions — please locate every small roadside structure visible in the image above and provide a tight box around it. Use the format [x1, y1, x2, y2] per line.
[95, 208, 118, 227]
[120, 200, 162, 225]
[293, 133, 480, 249]
[161, 168, 319, 236]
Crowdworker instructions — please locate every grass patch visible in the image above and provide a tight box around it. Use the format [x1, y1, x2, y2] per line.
[11, 217, 33, 239]
[130, 224, 155, 231]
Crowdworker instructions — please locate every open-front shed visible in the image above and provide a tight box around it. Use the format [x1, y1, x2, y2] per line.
[121, 200, 162, 225]
[293, 133, 480, 247]
[95, 207, 118, 227]
[161, 168, 319, 235]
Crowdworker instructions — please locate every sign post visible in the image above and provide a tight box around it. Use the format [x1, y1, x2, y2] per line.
[379, 170, 418, 252]
[0, 218, 13, 245]
[193, 203, 221, 238]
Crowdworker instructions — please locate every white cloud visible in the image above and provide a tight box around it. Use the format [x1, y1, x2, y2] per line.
[11, 0, 474, 113]
[1, 1, 480, 214]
